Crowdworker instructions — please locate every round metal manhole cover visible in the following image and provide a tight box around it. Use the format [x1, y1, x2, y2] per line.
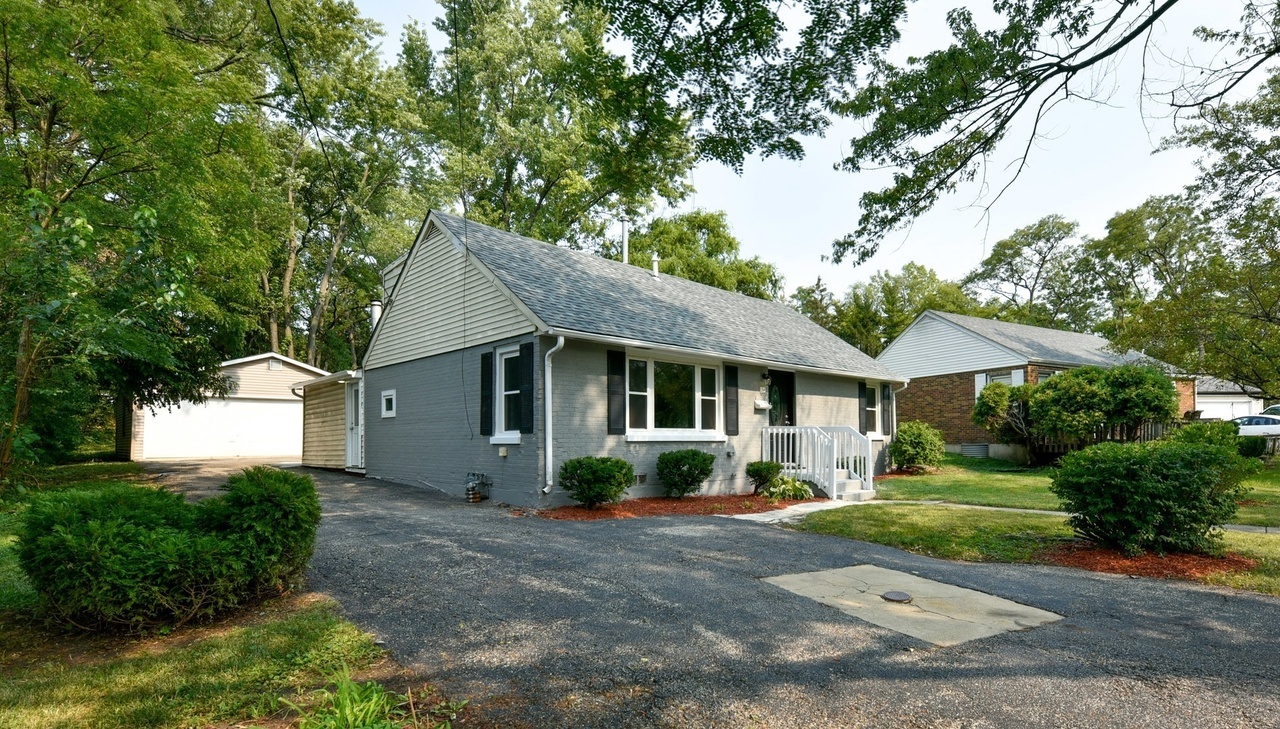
[882, 590, 913, 604]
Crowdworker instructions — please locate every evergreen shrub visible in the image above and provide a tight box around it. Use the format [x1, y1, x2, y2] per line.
[559, 456, 633, 507]
[656, 449, 715, 498]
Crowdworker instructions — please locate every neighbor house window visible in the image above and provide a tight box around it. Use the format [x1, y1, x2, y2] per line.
[381, 389, 396, 418]
[1037, 370, 1060, 384]
[987, 372, 1014, 386]
[627, 356, 719, 437]
[495, 346, 522, 439]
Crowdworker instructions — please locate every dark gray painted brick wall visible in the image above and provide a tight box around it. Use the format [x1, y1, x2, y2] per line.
[363, 334, 545, 506]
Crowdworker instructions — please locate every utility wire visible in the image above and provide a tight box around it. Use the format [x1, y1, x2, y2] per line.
[451, 0, 475, 440]
[264, 0, 340, 189]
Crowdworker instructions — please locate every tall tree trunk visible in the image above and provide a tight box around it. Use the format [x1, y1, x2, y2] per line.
[307, 228, 345, 367]
[261, 271, 279, 352]
[0, 318, 35, 483]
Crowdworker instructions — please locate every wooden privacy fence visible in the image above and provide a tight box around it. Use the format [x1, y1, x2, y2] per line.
[1034, 420, 1184, 456]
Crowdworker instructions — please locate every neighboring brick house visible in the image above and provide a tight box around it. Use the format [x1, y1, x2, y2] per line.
[877, 311, 1195, 461]
[337, 211, 907, 508]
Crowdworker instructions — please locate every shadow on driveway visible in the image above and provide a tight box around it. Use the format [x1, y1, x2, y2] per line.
[303, 467, 1280, 729]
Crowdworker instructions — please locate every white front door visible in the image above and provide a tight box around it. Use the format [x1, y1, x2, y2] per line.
[345, 381, 362, 468]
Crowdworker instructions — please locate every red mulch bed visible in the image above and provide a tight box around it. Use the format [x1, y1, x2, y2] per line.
[1040, 542, 1259, 580]
[538, 495, 821, 521]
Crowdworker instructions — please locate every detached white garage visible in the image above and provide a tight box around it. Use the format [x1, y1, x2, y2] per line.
[124, 353, 327, 461]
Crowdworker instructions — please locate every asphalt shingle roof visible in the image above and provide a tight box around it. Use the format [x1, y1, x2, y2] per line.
[1196, 375, 1262, 396]
[927, 310, 1149, 368]
[432, 212, 902, 380]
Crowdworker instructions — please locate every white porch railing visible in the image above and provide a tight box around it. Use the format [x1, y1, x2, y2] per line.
[761, 425, 874, 500]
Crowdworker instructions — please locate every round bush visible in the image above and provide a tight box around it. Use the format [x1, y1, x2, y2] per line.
[559, 456, 633, 507]
[745, 461, 782, 494]
[1051, 440, 1255, 555]
[656, 449, 715, 498]
[195, 466, 321, 594]
[18, 468, 321, 631]
[889, 421, 945, 472]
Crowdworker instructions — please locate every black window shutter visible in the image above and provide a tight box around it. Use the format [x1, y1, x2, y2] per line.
[857, 381, 867, 434]
[724, 365, 739, 436]
[607, 350, 626, 434]
[519, 342, 535, 434]
[480, 351, 494, 436]
[881, 383, 893, 435]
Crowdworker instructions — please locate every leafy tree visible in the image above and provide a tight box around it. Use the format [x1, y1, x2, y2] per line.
[405, 0, 695, 249]
[1093, 72, 1280, 399]
[793, 263, 986, 355]
[972, 381, 1036, 451]
[824, 1, 1280, 262]
[963, 215, 1102, 332]
[622, 211, 782, 299]
[0, 0, 282, 475]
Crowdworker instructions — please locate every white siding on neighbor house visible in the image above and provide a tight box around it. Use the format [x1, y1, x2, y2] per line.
[365, 222, 536, 370]
[878, 314, 1025, 378]
[224, 358, 320, 399]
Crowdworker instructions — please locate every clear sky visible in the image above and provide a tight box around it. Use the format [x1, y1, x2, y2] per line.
[353, 0, 1236, 295]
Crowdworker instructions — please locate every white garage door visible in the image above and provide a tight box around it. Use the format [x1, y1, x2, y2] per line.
[141, 398, 304, 459]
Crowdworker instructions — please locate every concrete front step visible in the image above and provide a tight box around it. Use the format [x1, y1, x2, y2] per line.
[834, 481, 876, 501]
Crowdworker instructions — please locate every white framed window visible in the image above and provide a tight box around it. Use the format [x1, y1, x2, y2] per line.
[380, 389, 397, 418]
[626, 354, 724, 442]
[492, 346, 522, 444]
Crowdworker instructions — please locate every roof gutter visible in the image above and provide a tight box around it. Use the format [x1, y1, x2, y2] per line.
[543, 327, 907, 383]
[290, 369, 360, 399]
[542, 336, 566, 494]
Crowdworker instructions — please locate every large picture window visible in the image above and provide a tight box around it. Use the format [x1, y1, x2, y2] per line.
[628, 356, 718, 435]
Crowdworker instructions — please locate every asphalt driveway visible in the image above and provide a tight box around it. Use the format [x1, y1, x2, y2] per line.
[304, 468, 1280, 728]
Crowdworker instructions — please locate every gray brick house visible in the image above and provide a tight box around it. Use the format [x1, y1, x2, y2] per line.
[359, 211, 906, 508]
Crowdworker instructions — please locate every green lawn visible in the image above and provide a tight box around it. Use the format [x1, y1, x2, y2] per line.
[0, 463, 405, 728]
[874, 454, 1060, 510]
[795, 503, 1280, 596]
[875, 453, 1280, 527]
[795, 503, 1073, 562]
[1234, 466, 1280, 527]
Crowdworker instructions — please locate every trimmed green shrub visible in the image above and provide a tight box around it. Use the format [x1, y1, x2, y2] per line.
[1239, 436, 1268, 459]
[18, 468, 321, 631]
[18, 485, 248, 630]
[888, 421, 945, 472]
[656, 449, 716, 498]
[195, 466, 321, 594]
[1051, 440, 1255, 555]
[745, 461, 782, 494]
[1167, 420, 1239, 448]
[760, 476, 813, 500]
[559, 456, 633, 507]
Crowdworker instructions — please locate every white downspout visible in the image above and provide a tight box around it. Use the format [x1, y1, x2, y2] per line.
[542, 335, 566, 494]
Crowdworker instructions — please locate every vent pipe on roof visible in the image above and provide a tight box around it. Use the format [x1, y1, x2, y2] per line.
[369, 299, 383, 329]
[651, 251, 660, 278]
[621, 216, 629, 266]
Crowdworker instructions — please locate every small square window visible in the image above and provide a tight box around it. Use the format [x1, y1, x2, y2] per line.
[268, 359, 283, 371]
[380, 389, 397, 418]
